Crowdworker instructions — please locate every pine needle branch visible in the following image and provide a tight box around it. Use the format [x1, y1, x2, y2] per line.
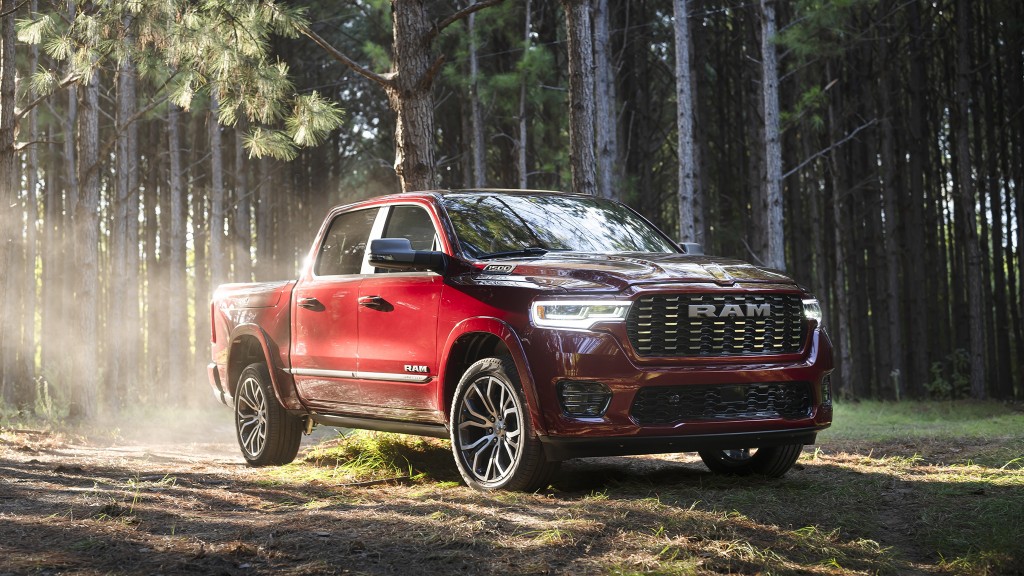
[15, 71, 80, 121]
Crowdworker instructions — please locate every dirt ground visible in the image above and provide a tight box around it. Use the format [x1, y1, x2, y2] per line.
[1, 417, 1020, 576]
[0, 421, 698, 576]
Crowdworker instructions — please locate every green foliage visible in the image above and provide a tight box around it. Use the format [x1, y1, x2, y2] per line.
[17, 0, 343, 161]
[776, 0, 876, 62]
[361, 40, 391, 72]
[166, 0, 343, 158]
[287, 91, 345, 147]
[775, 0, 873, 139]
[782, 84, 829, 133]
[926, 349, 972, 400]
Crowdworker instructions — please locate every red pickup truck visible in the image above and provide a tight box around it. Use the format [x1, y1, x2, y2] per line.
[209, 190, 833, 491]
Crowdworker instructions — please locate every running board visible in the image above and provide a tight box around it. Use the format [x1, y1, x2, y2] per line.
[309, 413, 450, 439]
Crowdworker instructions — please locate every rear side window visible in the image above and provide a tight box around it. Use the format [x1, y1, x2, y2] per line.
[315, 208, 377, 276]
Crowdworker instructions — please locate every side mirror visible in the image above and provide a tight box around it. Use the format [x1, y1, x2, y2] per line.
[368, 238, 446, 273]
[678, 242, 704, 255]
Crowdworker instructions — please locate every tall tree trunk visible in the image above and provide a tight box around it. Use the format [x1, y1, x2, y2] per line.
[561, 0, 597, 196]
[146, 119, 166, 399]
[256, 156, 273, 280]
[44, 0, 79, 387]
[467, 6, 486, 188]
[954, 0, 986, 398]
[825, 60, 854, 398]
[191, 111, 209, 407]
[980, 4, 1011, 397]
[42, 135, 64, 390]
[234, 126, 252, 282]
[515, 0, 532, 189]
[209, 95, 226, 289]
[0, 0, 22, 406]
[759, 0, 784, 270]
[904, 0, 930, 397]
[167, 105, 186, 403]
[674, 0, 700, 244]
[593, 0, 618, 200]
[878, 4, 905, 398]
[109, 17, 140, 408]
[21, 1, 40, 400]
[71, 73, 101, 420]
[388, 0, 438, 192]
[1009, 0, 1024, 398]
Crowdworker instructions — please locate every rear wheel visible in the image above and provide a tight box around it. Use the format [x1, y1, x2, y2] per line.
[235, 362, 302, 466]
[698, 444, 803, 477]
[450, 356, 558, 491]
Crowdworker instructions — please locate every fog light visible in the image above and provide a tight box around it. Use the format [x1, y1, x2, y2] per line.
[821, 374, 833, 408]
[558, 381, 611, 417]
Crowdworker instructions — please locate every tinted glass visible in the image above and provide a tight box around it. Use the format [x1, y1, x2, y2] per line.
[382, 205, 438, 251]
[315, 208, 377, 276]
[442, 194, 677, 258]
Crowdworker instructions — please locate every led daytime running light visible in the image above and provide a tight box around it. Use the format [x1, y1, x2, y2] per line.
[531, 300, 632, 330]
[802, 298, 823, 324]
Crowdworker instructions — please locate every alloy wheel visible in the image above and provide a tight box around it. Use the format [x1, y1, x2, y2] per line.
[236, 375, 268, 458]
[455, 375, 524, 485]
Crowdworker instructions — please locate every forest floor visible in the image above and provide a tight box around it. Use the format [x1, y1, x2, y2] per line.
[1, 401, 1022, 576]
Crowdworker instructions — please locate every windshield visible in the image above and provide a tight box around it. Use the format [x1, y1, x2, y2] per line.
[441, 193, 678, 259]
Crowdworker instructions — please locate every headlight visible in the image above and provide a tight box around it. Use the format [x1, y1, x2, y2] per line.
[531, 300, 631, 330]
[802, 298, 823, 324]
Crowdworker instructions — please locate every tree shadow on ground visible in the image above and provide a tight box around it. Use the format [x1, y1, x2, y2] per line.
[1, 435, 1020, 576]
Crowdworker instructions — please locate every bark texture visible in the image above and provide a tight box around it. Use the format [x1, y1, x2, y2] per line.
[561, 0, 597, 196]
[759, 0, 785, 270]
[674, 0, 700, 244]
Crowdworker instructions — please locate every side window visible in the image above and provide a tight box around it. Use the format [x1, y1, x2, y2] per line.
[382, 205, 438, 251]
[315, 208, 378, 276]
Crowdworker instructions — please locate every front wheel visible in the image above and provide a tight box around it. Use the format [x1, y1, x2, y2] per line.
[698, 444, 803, 477]
[450, 356, 558, 491]
[234, 362, 303, 466]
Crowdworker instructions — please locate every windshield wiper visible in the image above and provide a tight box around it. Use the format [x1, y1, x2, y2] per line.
[478, 247, 549, 259]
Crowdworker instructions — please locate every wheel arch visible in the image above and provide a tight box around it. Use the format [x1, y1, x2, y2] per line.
[438, 317, 547, 436]
[225, 324, 302, 411]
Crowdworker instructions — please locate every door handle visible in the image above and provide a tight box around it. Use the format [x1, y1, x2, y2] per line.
[358, 295, 389, 311]
[297, 297, 324, 311]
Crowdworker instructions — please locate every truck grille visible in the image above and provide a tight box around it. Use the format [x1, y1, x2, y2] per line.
[625, 294, 805, 357]
[631, 382, 813, 425]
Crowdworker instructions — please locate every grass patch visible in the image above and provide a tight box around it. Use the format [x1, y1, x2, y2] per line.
[820, 400, 1024, 467]
[268, 430, 457, 485]
[823, 400, 1022, 444]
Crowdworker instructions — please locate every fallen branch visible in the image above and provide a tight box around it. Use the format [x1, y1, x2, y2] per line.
[783, 118, 877, 180]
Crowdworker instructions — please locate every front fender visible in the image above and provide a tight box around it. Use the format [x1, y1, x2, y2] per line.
[438, 317, 548, 436]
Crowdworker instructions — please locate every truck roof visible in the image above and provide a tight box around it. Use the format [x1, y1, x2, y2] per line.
[330, 188, 589, 213]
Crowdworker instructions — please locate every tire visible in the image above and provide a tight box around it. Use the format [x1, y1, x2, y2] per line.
[698, 444, 803, 478]
[234, 362, 303, 466]
[450, 356, 559, 491]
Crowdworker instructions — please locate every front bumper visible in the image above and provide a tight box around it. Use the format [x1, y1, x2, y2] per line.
[524, 325, 834, 457]
[539, 427, 823, 461]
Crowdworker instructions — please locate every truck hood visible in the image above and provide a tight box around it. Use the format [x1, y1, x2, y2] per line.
[475, 252, 797, 292]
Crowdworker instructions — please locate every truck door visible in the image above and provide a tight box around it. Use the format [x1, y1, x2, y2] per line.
[290, 207, 379, 411]
[356, 204, 445, 422]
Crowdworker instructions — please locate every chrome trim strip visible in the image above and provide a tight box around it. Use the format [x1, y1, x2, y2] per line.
[287, 368, 431, 383]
